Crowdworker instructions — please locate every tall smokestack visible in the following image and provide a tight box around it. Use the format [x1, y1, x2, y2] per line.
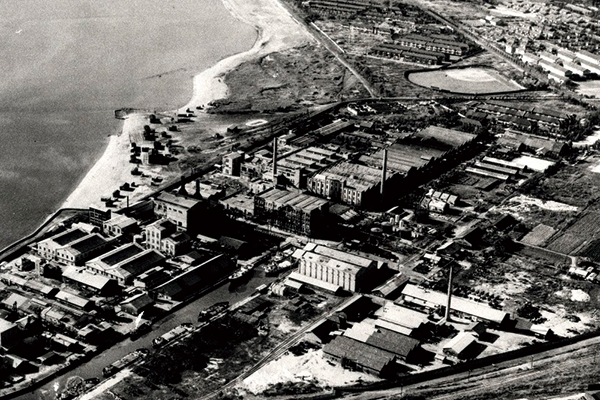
[445, 263, 454, 321]
[195, 179, 200, 198]
[272, 138, 278, 184]
[380, 148, 388, 198]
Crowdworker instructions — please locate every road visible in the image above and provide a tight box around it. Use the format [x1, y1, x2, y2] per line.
[307, 22, 378, 98]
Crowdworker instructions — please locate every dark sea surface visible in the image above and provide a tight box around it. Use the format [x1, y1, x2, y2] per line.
[0, 0, 256, 250]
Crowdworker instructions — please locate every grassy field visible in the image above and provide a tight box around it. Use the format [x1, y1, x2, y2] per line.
[218, 44, 369, 113]
[408, 68, 523, 94]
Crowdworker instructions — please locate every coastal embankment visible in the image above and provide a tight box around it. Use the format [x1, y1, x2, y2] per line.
[61, 0, 314, 212]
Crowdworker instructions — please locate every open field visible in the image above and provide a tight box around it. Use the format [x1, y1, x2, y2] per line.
[408, 67, 524, 94]
[520, 165, 600, 208]
[216, 44, 369, 113]
[576, 80, 600, 97]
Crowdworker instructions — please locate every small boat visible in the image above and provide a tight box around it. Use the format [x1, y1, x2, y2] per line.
[102, 349, 147, 377]
[228, 264, 253, 282]
[152, 325, 188, 348]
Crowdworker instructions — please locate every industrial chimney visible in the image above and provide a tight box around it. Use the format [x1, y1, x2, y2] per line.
[195, 179, 200, 198]
[272, 138, 278, 184]
[445, 263, 454, 321]
[380, 148, 388, 198]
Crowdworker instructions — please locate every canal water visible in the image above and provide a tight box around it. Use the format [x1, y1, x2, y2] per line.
[16, 271, 276, 400]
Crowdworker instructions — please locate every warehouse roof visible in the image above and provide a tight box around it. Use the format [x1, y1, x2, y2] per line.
[155, 192, 201, 209]
[401, 284, 509, 325]
[63, 266, 113, 291]
[375, 302, 429, 330]
[98, 243, 145, 266]
[416, 126, 476, 148]
[0, 318, 16, 334]
[64, 234, 107, 256]
[258, 188, 328, 213]
[55, 291, 92, 310]
[323, 335, 395, 374]
[50, 229, 88, 247]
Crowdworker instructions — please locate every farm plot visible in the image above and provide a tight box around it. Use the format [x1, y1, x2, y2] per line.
[578, 239, 600, 263]
[545, 233, 586, 255]
[520, 224, 557, 246]
[560, 212, 600, 237]
[544, 212, 600, 255]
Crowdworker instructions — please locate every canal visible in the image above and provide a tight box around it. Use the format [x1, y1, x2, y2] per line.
[16, 270, 277, 400]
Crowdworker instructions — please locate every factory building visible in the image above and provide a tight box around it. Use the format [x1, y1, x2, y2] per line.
[222, 152, 243, 176]
[51, 233, 110, 266]
[254, 188, 329, 236]
[308, 161, 387, 207]
[144, 219, 190, 256]
[37, 228, 88, 262]
[85, 243, 165, 286]
[153, 192, 203, 230]
[400, 284, 510, 327]
[293, 243, 379, 292]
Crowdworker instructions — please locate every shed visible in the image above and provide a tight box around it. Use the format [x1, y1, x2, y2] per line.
[62, 266, 119, 295]
[372, 273, 409, 299]
[443, 332, 478, 359]
[119, 293, 154, 315]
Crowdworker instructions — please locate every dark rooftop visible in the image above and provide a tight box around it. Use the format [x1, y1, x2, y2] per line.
[365, 327, 420, 358]
[102, 244, 144, 266]
[121, 251, 164, 277]
[70, 235, 107, 254]
[52, 229, 87, 246]
[323, 336, 395, 373]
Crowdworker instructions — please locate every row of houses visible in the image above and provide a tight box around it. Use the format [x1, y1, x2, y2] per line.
[395, 33, 470, 56]
[467, 102, 568, 137]
[520, 46, 600, 82]
[370, 43, 445, 65]
[304, 0, 413, 22]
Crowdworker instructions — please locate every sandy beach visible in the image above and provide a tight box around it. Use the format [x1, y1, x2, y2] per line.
[61, 0, 313, 211]
[61, 114, 152, 209]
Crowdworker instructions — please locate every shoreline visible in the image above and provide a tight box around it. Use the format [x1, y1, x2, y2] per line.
[60, 0, 313, 212]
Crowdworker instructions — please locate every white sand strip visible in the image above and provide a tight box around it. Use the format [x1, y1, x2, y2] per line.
[181, 0, 314, 111]
[61, 0, 313, 211]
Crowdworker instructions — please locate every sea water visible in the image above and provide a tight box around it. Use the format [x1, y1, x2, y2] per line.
[0, 0, 256, 249]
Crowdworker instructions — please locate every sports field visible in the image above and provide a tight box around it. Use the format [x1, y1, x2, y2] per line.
[408, 67, 524, 94]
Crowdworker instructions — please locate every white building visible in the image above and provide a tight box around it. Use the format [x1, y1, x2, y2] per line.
[292, 243, 379, 292]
